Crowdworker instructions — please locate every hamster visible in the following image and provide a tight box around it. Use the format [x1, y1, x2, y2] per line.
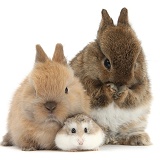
[1, 43, 90, 151]
[55, 114, 105, 151]
[70, 8, 152, 145]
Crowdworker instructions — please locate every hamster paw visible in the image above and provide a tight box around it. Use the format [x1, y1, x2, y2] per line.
[113, 85, 128, 103]
[92, 148, 99, 151]
[68, 149, 78, 152]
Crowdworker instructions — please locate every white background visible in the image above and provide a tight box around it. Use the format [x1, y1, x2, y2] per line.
[0, 0, 160, 160]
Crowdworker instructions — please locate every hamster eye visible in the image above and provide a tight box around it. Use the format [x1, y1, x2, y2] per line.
[71, 128, 76, 133]
[104, 58, 111, 70]
[84, 128, 88, 133]
[65, 87, 68, 94]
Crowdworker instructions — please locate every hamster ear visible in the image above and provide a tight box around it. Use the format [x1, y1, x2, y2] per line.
[117, 8, 129, 26]
[52, 43, 67, 65]
[35, 45, 48, 63]
[100, 9, 114, 27]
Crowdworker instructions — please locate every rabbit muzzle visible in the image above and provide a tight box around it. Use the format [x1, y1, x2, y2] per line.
[44, 101, 57, 112]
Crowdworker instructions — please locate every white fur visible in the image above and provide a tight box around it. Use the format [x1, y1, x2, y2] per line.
[91, 102, 149, 132]
[55, 133, 75, 151]
[55, 130, 105, 151]
[82, 130, 105, 150]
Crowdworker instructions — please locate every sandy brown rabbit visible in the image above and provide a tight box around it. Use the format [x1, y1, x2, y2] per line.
[1, 43, 90, 151]
[70, 8, 152, 145]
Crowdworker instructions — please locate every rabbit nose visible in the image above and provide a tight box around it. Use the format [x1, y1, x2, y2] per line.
[44, 101, 57, 112]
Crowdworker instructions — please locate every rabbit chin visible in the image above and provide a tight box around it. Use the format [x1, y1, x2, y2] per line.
[45, 114, 63, 125]
[24, 109, 63, 125]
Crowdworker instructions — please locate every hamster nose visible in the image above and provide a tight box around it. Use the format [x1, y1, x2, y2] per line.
[78, 138, 84, 145]
[44, 101, 57, 112]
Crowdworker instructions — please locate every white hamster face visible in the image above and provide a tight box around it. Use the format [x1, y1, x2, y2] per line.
[55, 122, 105, 150]
[55, 117, 105, 151]
[67, 121, 92, 148]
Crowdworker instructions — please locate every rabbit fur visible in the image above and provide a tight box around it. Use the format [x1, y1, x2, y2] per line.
[70, 8, 152, 145]
[1, 43, 90, 150]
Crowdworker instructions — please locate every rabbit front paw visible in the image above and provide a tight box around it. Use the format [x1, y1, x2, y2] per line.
[105, 83, 118, 100]
[126, 132, 151, 146]
[113, 85, 128, 103]
[22, 147, 37, 151]
[1, 133, 13, 146]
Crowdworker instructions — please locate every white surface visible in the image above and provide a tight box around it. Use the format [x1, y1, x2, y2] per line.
[0, 0, 160, 160]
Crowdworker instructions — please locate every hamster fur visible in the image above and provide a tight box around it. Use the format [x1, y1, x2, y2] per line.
[70, 8, 152, 145]
[55, 114, 105, 151]
[1, 44, 90, 151]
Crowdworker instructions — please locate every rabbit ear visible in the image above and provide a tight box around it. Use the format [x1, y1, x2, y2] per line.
[35, 45, 48, 63]
[101, 9, 114, 26]
[117, 8, 129, 26]
[52, 43, 67, 65]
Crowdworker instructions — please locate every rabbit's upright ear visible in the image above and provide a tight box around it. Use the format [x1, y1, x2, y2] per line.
[117, 8, 129, 26]
[52, 43, 67, 65]
[100, 9, 114, 27]
[97, 9, 114, 34]
[35, 45, 48, 63]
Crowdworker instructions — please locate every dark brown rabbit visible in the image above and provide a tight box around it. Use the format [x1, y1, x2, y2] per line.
[70, 8, 152, 145]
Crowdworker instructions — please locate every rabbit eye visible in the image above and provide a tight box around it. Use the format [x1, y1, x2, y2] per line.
[84, 128, 88, 133]
[71, 128, 76, 133]
[65, 87, 68, 94]
[104, 58, 111, 70]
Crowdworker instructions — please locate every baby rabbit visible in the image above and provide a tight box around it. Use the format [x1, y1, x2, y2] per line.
[55, 114, 105, 151]
[70, 8, 152, 145]
[1, 43, 90, 151]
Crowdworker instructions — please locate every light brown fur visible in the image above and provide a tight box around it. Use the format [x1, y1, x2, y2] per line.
[70, 8, 152, 145]
[1, 43, 90, 150]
